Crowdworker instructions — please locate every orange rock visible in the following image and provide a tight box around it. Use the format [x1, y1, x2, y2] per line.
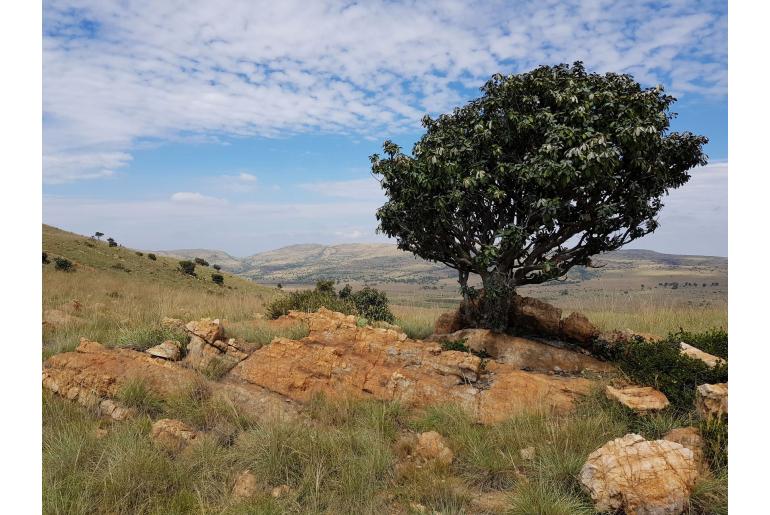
[605, 385, 670, 412]
[415, 431, 454, 465]
[151, 419, 198, 452]
[433, 310, 463, 335]
[663, 427, 706, 472]
[509, 295, 562, 336]
[184, 318, 224, 344]
[560, 312, 600, 344]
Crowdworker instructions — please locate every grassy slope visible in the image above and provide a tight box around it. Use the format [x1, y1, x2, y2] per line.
[42, 224, 279, 357]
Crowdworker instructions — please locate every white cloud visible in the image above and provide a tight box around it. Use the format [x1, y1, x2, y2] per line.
[43, 0, 726, 182]
[299, 177, 385, 200]
[169, 191, 225, 204]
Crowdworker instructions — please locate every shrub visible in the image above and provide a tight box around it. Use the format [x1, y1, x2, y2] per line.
[135, 251, 144, 256]
[338, 284, 352, 299]
[107, 237, 118, 247]
[602, 335, 728, 411]
[43, 251, 49, 264]
[266, 289, 355, 319]
[315, 279, 336, 295]
[212, 264, 221, 271]
[179, 260, 196, 276]
[194, 257, 209, 267]
[147, 253, 157, 260]
[54, 257, 74, 272]
[664, 327, 727, 359]
[211, 273, 224, 285]
[111, 263, 131, 273]
[350, 286, 394, 323]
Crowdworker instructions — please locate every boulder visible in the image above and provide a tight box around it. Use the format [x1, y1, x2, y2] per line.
[433, 329, 614, 374]
[509, 295, 562, 336]
[663, 427, 706, 472]
[184, 335, 247, 376]
[579, 433, 699, 515]
[695, 383, 727, 420]
[151, 418, 199, 452]
[560, 312, 600, 344]
[605, 385, 670, 412]
[679, 342, 724, 368]
[434, 310, 463, 335]
[415, 431, 454, 465]
[232, 470, 259, 499]
[146, 340, 182, 361]
[185, 318, 224, 344]
[230, 309, 594, 424]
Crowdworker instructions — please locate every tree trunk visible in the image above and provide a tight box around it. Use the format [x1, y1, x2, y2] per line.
[477, 269, 515, 331]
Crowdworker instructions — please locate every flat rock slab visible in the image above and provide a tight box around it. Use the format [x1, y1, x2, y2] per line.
[680, 342, 725, 368]
[606, 385, 670, 412]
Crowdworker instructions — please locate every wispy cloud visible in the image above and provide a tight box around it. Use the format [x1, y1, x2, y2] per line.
[299, 177, 384, 201]
[170, 191, 226, 205]
[43, 0, 727, 182]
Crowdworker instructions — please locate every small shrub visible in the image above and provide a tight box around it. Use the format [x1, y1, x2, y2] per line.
[276, 283, 282, 289]
[266, 289, 356, 319]
[351, 286, 394, 323]
[211, 273, 224, 285]
[179, 260, 196, 276]
[43, 251, 49, 264]
[338, 284, 352, 299]
[111, 263, 130, 273]
[116, 326, 187, 351]
[107, 237, 118, 247]
[147, 253, 157, 260]
[135, 251, 144, 256]
[665, 327, 727, 359]
[54, 257, 74, 272]
[194, 257, 209, 267]
[315, 279, 336, 295]
[212, 264, 221, 271]
[439, 338, 469, 353]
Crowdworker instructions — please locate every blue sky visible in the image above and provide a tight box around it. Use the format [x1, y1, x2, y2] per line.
[42, 0, 727, 256]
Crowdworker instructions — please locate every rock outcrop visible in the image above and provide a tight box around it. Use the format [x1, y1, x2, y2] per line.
[605, 385, 670, 412]
[579, 433, 699, 515]
[183, 319, 249, 375]
[560, 312, 600, 344]
[146, 340, 182, 361]
[229, 309, 594, 424]
[430, 328, 614, 374]
[433, 311, 463, 335]
[679, 343, 724, 368]
[509, 295, 562, 336]
[695, 383, 728, 420]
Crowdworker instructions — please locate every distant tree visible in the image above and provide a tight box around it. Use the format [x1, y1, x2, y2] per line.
[372, 62, 708, 329]
[147, 253, 157, 261]
[351, 286, 395, 323]
[315, 279, 336, 296]
[94, 232, 104, 240]
[212, 264, 221, 271]
[179, 260, 196, 276]
[338, 284, 353, 299]
[211, 273, 224, 285]
[277, 283, 282, 289]
[194, 257, 209, 267]
[107, 237, 117, 247]
[43, 251, 49, 264]
[54, 257, 74, 272]
[135, 251, 144, 256]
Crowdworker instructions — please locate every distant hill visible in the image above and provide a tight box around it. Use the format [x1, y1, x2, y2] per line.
[156, 242, 727, 285]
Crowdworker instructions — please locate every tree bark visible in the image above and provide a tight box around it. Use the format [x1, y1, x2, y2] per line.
[477, 269, 515, 331]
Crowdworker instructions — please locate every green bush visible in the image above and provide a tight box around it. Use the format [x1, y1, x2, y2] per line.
[350, 286, 395, 323]
[107, 237, 118, 247]
[266, 289, 355, 319]
[194, 257, 209, 267]
[211, 273, 224, 285]
[664, 327, 728, 359]
[54, 257, 74, 272]
[179, 260, 196, 276]
[212, 264, 221, 271]
[135, 251, 144, 256]
[338, 284, 352, 299]
[315, 279, 336, 295]
[603, 336, 728, 411]
[147, 253, 157, 260]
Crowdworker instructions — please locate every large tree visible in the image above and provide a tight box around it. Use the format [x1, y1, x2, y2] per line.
[371, 62, 708, 330]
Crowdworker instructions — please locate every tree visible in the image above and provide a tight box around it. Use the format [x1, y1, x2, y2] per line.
[315, 279, 336, 296]
[179, 260, 196, 276]
[194, 257, 209, 267]
[338, 284, 353, 299]
[372, 62, 707, 329]
[107, 237, 117, 247]
[94, 232, 104, 240]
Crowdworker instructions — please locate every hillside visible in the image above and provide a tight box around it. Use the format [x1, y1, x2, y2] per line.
[157, 241, 727, 286]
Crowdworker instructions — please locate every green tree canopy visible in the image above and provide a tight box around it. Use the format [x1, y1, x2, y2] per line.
[371, 62, 707, 329]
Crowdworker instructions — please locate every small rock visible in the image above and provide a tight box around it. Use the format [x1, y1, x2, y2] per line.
[185, 318, 224, 344]
[150, 418, 198, 452]
[606, 385, 670, 412]
[579, 433, 699, 514]
[519, 446, 536, 461]
[146, 340, 182, 361]
[680, 342, 724, 368]
[695, 383, 727, 420]
[415, 431, 454, 465]
[232, 470, 259, 499]
[271, 484, 290, 498]
[99, 399, 136, 421]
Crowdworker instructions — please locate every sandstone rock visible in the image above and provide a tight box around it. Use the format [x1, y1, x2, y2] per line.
[663, 427, 706, 472]
[271, 484, 291, 498]
[434, 311, 463, 335]
[185, 318, 224, 344]
[509, 295, 562, 336]
[184, 335, 245, 376]
[434, 329, 614, 374]
[560, 312, 599, 344]
[151, 418, 198, 452]
[232, 470, 259, 499]
[99, 399, 136, 421]
[696, 383, 727, 420]
[680, 342, 725, 368]
[146, 340, 182, 361]
[161, 317, 185, 331]
[415, 431, 454, 465]
[519, 446, 536, 461]
[579, 433, 699, 515]
[606, 385, 670, 412]
[229, 310, 594, 424]
[43, 338, 297, 422]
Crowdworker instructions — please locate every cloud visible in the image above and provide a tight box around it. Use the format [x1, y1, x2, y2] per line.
[43, 0, 726, 181]
[169, 191, 225, 205]
[299, 177, 384, 201]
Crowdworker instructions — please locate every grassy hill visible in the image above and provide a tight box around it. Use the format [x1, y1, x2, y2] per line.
[42, 225, 277, 358]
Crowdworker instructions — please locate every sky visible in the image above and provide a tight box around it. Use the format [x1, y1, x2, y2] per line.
[42, 0, 728, 257]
